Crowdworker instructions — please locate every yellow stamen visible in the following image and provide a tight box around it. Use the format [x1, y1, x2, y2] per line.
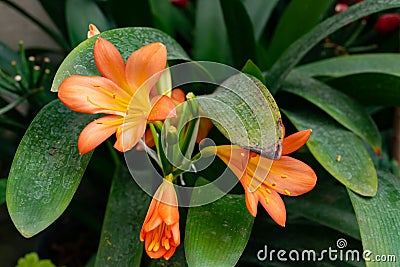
[271, 182, 277, 187]
[265, 188, 272, 194]
[265, 197, 270, 204]
[284, 189, 291, 196]
[336, 155, 342, 162]
[281, 174, 288, 179]
[153, 241, 160, 252]
[164, 238, 170, 250]
[148, 239, 156, 251]
[87, 96, 126, 113]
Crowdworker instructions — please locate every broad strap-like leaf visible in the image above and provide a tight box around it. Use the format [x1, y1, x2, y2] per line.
[348, 170, 400, 267]
[282, 71, 381, 151]
[283, 108, 377, 197]
[193, 0, 231, 64]
[242, 0, 278, 41]
[185, 177, 254, 267]
[94, 164, 151, 267]
[51, 27, 190, 92]
[198, 74, 283, 159]
[295, 54, 400, 78]
[326, 73, 400, 106]
[220, 0, 257, 68]
[6, 100, 95, 237]
[265, 0, 333, 67]
[285, 167, 360, 240]
[66, 0, 114, 48]
[268, 0, 400, 93]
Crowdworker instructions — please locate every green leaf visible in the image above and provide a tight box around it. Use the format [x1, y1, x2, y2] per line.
[241, 59, 266, 85]
[282, 71, 381, 151]
[241, 0, 278, 41]
[348, 171, 400, 267]
[193, 0, 231, 64]
[326, 73, 400, 106]
[51, 27, 190, 92]
[94, 163, 151, 267]
[296, 54, 400, 78]
[198, 74, 283, 159]
[285, 167, 360, 240]
[0, 178, 6, 205]
[268, 0, 400, 93]
[220, 0, 257, 68]
[16, 252, 56, 267]
[185, 177, 254, 267]
[6, 100, 95, 237]
[265, 0, 333, 67]
[66, 0, 113, 48]
[283, 108, 377, 197]
[38, 0, 68, 40]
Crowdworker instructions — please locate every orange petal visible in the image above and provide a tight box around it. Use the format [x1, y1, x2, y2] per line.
[58, 75, 130, 116]
[148, 95, 177, 121]
[282, 129, 312, 155]
[170, 223, 180, 246]
[267, 156, 317, 196]
[163, 246, 177, 260]
[258, 189, 286, 226]
[145, 236, 167, 258]
[94, 38, 129, 90]
[125, 42, 167, 92]
[77, 115, 121, 154]
[114, 118, 147, 152]
[244, 189, 259, 217]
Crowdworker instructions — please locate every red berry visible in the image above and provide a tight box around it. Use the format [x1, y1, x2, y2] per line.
[374, 13, 400, 33]
[171, 0, 188, 8]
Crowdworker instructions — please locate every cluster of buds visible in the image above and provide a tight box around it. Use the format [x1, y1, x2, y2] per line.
[335, 0, 400, 33]
[0, 41, 53, 116]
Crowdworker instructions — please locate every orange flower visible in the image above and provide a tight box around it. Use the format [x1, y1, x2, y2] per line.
[58, 38, 176, 154]
[140, 178, 180, 260]
[212, 129, 317, 226]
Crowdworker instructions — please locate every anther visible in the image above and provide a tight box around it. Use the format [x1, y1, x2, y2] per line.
[284, 190, 291, 196]
[271, 182, 277, 187]
[281, 174, 288, 179]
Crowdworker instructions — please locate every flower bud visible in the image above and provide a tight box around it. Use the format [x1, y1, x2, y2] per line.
[335, 3, 348, 13]
[171, 0, 188, 8]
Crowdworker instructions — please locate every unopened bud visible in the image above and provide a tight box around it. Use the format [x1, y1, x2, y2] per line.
[335, 3, 348, 13]
[14, 75, 22, 82]
[28, 56, 35, 62]
[167, 126, 178, 145]
[11, 61, 17, 66]
[44, 57, 50, 63]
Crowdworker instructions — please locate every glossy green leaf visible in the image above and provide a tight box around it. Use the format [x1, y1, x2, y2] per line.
[265, 0, 333, 67]
[268, 0, 400, 93]
[193, 0, 231, 64]
[185, 177, 254, 267]
[241, 59, 266, 85]
[95, 163, 151, 267]
[198, 74, 283, 159]
[242, 0, 278, 41]
[285, 167, 360, 240]
[66, 0, 113, 47]
[282, 71, 381, 151]
[6, 100, 95, 237]
[220, 0, 257, 68]
[296, 54, 400, 78]
[51, 27, 190, 92]
[283, 109, 377, 196]
[348, 171, 400, 267]
[326, 73, 400, 106]
[0, 178, 6, 205]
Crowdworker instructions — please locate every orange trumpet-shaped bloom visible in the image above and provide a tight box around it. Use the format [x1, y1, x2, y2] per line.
[140, 179, 180, 260]
[213, 129, 317, 226]
[58, 38, 176, 154]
